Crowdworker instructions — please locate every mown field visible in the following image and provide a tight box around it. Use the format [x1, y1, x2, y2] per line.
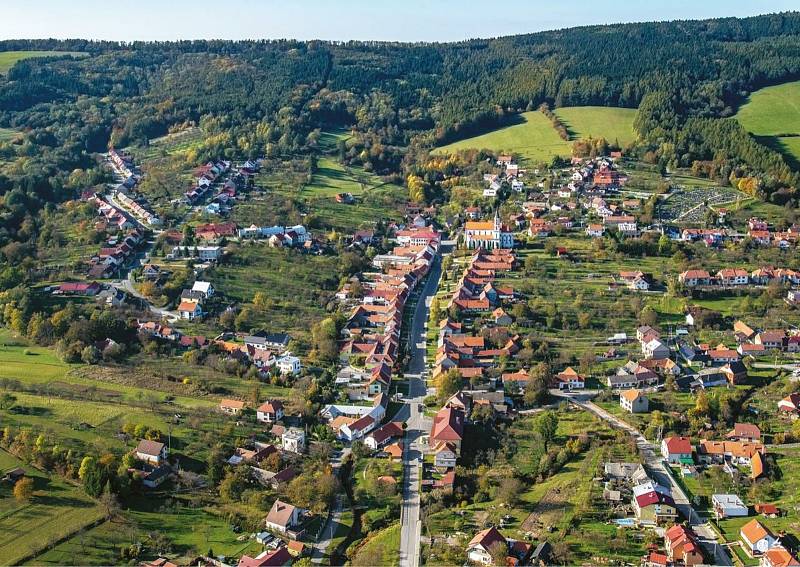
[433, 111, 572, 163]
[0, 127, 18, 141]
[0, 450, 104, 565]
[554, 106, 637, 147]
[735, 80, 800, 163]
[0, 50, 84, 74]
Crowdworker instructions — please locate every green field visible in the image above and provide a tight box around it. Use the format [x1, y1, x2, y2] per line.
[433, 111, 572, 163]
[736, 80, 800, 163]
[0, 51, 84, 74]
[0, 450, 104, 565]
[554, 106, 637, 147]
[0, 127, 18, 141]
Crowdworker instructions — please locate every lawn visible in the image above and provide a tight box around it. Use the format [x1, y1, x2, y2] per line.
[433, 111, 572, 164]
[0, 449, 104, 565]
[735, 80, 800, 163]
[348, 523, 400, 566]
[0, 50, 85, 74]
[554, 106, 638, 147]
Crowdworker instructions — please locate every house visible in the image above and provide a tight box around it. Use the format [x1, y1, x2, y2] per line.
[238, 548, 293, 567]
[643, 338, 670, 360]
[632, 482, 678, 525]
[141, 264, 162, 281]
[245, 331, 291, 352]
[178, 301, 203, 320]
[191, 280, 215, 298]
[430, 407, 465, 453]
[679, 270, 712, 287]
[553, 367, 585, 390]
[755, 330, 786, 351]
[57, 281, 102, 296]
[717, 268, 750, 286]
[135, 439, 167, 465]
[708, 348, 741, 365]
[664, 524, 704, 566]
[585, 224, 605, 237]
[256, 400, 284, 423]
[220, 399, 245, 415]
[778, 393, 800, 414]
[265, 500, 301, 534]
[620, 389, 649, 413]
[142, 465, 173, 489]
[492, 307, 512, 326]
[755, 503, 780, 518]
[727, 422, 761, 443]
[740, 519, 780, 557]
[364, 422, 403, 451]
[432, 441, 458, 470]
[467, 527, 507, 565]
[276, 354, 301, 376]
[661, 436, 693, 464]
[712, 493, 748, 519]
[282, 427, 305, 454]
[761, 548, 800, 567]
[722, 361, 748, 385]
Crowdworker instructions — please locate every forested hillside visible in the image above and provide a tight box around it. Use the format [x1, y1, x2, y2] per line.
[2, 12, 800, 268]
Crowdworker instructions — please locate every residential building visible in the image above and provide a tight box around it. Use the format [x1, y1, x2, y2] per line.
[620, 389, 649, 413]
[282, 427, 306, 454]
[256, 400, 284, 423]
[265, 500, 301, 534]
[220, 399, 245, 415]
[712, 493, 748, 519]
[740, 519, 780, 557]
[135, 439, 167, 465]
[276, 354, 301, 376]
[661, 436, 693, 464]
[664, 524, 704, 566]
[467, 527, 507, 565]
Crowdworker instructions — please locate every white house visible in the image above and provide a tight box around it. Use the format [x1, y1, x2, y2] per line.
[265, 500, 301, 534]
[256, 400, 284, 423]
[282, 427, 306, 454]
[643, 338, 670, 360]
[135, 439, 168, 465]
[661, 436, 693, 464]
[467, 527, 508, 565]
[277, 354, 301, 376]
[740, 519, 780, 557]
[191, 281, 215, 298]
[712, 493, 748, 519]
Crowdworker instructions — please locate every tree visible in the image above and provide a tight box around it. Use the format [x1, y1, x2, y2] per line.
[533, 411, 558, 452]
[81, 345, 101, 365]
[435, 369, 462, 403]
[497, 475, 523, 507]
[0, 393, 16, 410]
[13, 477, 34, 502]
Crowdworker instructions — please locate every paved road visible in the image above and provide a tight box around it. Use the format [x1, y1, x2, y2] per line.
[554, 391, 732, 566]
[399, 250, 444, 567]
[311, 448, 351, 564]
[112, 271, 179, 322]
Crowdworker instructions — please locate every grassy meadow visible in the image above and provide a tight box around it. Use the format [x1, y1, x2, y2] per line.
[433, 111, 572, 163]
[735, 80, 800, 163]
[0, 50, 85, 74]
[554, 106, 638, 146]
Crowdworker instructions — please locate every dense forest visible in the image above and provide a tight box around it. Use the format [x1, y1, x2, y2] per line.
[3, 12, 800, 270]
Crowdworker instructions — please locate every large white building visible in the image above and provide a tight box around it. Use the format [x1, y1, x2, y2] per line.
[464, 212, 514, 249]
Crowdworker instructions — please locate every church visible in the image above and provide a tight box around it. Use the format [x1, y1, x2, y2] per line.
[464, 212, 514, 249]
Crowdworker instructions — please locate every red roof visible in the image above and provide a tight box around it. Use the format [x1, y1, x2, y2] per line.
[431, 407, 464, 443]
[664, 436, 692, 454]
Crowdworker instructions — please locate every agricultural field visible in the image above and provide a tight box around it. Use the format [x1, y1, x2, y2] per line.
[553, 106, 637, 147]
[131, 127, 206, 162]
[0, 449, 104, 565]
[433, 111, 572, 164]
[735, 80, 800, 163]
[0, 50, 84, 74]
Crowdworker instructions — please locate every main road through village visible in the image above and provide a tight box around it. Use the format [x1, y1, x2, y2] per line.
[398, 241, 451, 567]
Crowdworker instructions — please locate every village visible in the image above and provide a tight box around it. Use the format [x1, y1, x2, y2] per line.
[8, 141, 800, 567]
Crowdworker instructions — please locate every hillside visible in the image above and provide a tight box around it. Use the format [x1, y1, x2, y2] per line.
[554, 106, 637, 147]
[735, 80, 800, 163]
[0, 50, 83, 73]
[432, 111, 572, 163]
